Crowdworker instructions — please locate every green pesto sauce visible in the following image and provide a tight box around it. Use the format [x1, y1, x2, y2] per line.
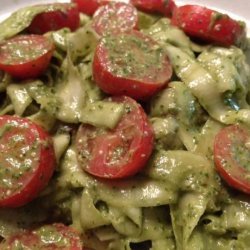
[1, 39, 49, 65]
[231, 137, 250, 171]
[0, 122, 39, 199]
[103, 33, 167, 82]
[35, 225, 71, 247]
[209, 12, 225, 31]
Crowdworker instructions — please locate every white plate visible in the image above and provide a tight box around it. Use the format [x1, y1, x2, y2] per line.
[0, 0, 250, 33]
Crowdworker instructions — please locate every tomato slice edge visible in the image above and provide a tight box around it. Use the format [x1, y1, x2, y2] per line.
[0, 115, 56, 207]
[0, 35, 54, 79]
[214, 124, 250, 194]
[76, 96, 154, 179]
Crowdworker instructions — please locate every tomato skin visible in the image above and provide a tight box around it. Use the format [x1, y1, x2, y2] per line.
[93, 31, 172, 100]
[0, 115, 56, 208]
[0, 223, 83, 249]
[28, 3, 80, 34]
[214, 125, 250, 194]
[0, 35, 54, 80]
[76, 96, 154, 179]
[92, 2, 138, 36]
[72, 0, 109, 16]
[72, 0, 132, 16]
[171, 5, 246, 47]
[131, 0, 176, 17]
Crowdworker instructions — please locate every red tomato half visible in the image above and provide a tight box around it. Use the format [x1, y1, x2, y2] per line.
[72, 0, 109, 15]
[0, 223, 83, 249]
[92, 2, 138, 36]
[72, 0, 131, 16]
[0, 115, 56, 207]
[131, 0, 176, 17]
[76, 96, 154, 179]
[0, 35, 54, 80]
[93, 31, 172, 100]
[28, 3, 80, 34]
[214, 125, 250, 194]
[171, 5, 246, 46]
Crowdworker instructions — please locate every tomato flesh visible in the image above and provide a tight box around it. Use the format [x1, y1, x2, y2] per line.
[92, 2, 138, 36]
[171, 5, 246, 47]
[0, 35, 54, 79]
[0, 115, 56, 207]
[93, 31, 172, 100]
[0, 223, 83, 249]
[131, 0, 176, 17]
[214, 125, 250, 194]
[28, 3, 80, 34]
[76, 96, 154, 179]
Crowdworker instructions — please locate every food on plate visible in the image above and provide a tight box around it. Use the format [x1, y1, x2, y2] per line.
[0, 223, 83, 249]
[76, 96, 154, 178]
[72, 0, 110, 16]
[28, 3, 80, 34]
[214, 124, 250, 194]
[131, 0, 176, 16]
[171, 5, 246, 46]
[93, 30, 172, 99]
[0, 0, 249, 249]
[0, 35, 54, 79]
[92, 2, 138, 36]
[0, 115, 56, 208]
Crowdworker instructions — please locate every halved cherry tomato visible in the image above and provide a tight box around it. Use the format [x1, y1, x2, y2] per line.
[171, 5, 246, 46]
[0, 115, 56, 207]
[131, 0, 176, 17]
[0, 35, 54, 80]
[72, 0, 109, 15]
[214, 125, 250, 194]
[72, 0, 130, 16]
[93, 31, 172, 100]
[92, 2, 138, 36]
[76, 96, 154, 179]
[0, 223, 83, 249]
[28, 3, 80, 34]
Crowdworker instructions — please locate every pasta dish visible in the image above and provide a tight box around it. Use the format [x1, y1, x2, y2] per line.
[0, 1, 249, 249]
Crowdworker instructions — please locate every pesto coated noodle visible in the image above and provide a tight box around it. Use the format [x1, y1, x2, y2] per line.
[0, 1, 250, 250]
